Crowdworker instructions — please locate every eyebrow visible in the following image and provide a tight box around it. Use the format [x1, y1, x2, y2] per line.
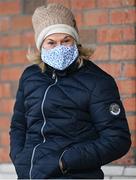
[63, 35, 71, 39]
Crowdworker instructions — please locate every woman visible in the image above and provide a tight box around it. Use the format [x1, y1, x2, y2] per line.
[9, 3, 131, 179]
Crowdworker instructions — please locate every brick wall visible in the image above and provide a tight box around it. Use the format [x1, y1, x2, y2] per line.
[0, 0, 135, 164]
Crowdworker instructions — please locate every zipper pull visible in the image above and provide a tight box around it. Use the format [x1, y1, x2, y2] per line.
[52, 70, 56, 79]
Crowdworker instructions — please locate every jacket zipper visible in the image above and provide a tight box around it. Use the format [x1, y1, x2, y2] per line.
[29, 71, 57, 179]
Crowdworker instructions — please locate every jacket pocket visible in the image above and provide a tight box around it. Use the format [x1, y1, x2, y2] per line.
[59, 149, 68, 175]
[14, 148, 33, 166]
[31, 150, 63, 179]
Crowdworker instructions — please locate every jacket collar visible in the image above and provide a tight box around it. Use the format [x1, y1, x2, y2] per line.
[45, 58, 80, 78]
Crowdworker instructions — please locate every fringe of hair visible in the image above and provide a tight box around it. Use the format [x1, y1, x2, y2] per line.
[26, 45, 94, 72]
[26, 47, 46, 72]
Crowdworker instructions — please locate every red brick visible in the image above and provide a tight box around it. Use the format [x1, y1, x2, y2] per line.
[1, 131, 10, 146]
[12, 49, 28, 64]
[122, 27, 135, 41]
[0, 51, 10, 65]
[73, 11, 83, 28]
[0, 117, 10, 130]
[127, 116, 136, 131]
[0, 17, 10, 32]
[113, 149, 135, 165]
[0, 99, 15, 114]
[0, 147, 10, 163]
[123, 64, 136, 78]
[123, 97, 136, 112]
[98, 27, 135, 43]
[0, 67, 23, 81]
[97, 0, 121, 8]
[92, 45, 109, 61]
[111, 45, 136, 60]
[0, 35, 21, 48]
[0, 83, 11, 98]
[117, 80, 136, 95]
[131, 134, 136, 148]
[11, 16, 32, 31]
[84, 10, 109, 26]
[21, 32, 35, 47]
[71, 0, 95, 10]
[79, 29, 96, 44]
[121, 0, 136, 6]
[97, 0, 135, 8]
[98, 63, 121, 77]
[47, 0, 71, 8]
[0, 0, 20, 15]
[111, 9, 136, 24]
[97, 28, 122, 43]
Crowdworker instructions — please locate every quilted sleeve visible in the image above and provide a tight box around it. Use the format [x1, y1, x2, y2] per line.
[61, 76, 131, 172]
[9, 73, 27, 163]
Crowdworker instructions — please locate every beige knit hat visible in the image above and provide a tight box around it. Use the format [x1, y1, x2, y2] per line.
[32, 3, 80, 50]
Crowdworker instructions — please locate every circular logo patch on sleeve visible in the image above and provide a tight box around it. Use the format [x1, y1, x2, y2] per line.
[109, 103, 121, 116]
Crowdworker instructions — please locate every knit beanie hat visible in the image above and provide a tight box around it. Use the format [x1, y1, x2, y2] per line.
[32, 3, 80, 50]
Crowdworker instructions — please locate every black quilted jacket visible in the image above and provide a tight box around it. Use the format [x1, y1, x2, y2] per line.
[9, 59, 131, 179]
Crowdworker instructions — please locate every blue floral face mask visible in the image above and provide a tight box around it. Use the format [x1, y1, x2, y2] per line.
[41, 44, 79, 70]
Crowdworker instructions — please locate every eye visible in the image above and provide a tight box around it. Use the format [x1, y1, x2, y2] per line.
[48, 41, 55, 45]
[64, 39, 70, 43]
[62, 38, 73, 45]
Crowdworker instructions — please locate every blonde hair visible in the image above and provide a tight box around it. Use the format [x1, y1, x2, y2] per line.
[26, 45, 94, 72]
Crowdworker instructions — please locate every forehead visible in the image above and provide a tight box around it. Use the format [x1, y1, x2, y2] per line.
[45, 33, 74, 41]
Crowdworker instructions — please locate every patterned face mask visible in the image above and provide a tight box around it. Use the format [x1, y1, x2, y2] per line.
[41, 44, 79, 70]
